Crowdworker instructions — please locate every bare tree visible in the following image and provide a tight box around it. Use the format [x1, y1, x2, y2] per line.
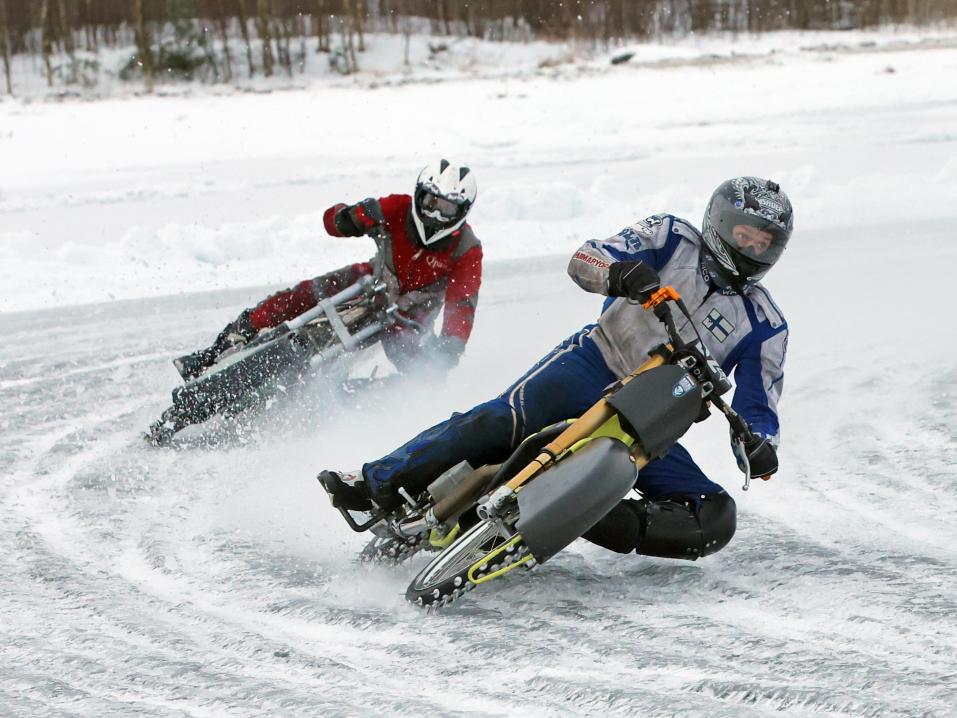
[217, 0, 234, 82]
[315, 0, 331, 52]
[339, 2, 358, 74]
[0, 0, 11, 95]
[256, 0, 274, 76]
[82, 0, 96, 52]
[273, 9, 292, 77]
[236, 0, 256, 77]
[56, 0, 76, 83]
[38, 0, 54, 87]
[352, 0, 365, 52]
[132, 0, 154, 91]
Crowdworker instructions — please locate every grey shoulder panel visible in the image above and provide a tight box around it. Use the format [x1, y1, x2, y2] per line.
[669, 216, 703, 246]
[452, 224, 481, 259]
[378, 232, 397, 275]
[749, 284, 786, 328]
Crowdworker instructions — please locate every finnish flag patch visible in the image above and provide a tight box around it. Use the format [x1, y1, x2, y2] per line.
[702, 308, 735, 343]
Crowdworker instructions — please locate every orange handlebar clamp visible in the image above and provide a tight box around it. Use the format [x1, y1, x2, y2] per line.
[641, 286, 681, 309]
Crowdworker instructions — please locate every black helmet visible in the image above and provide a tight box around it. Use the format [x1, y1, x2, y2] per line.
[701, 177, 793, 292]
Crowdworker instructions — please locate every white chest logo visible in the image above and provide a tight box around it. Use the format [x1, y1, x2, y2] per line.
[425, 254, 447, 270]
[702, 308, 735, 343]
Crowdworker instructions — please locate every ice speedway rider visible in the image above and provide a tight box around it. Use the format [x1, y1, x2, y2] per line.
[174, 160, 481, 380]
[321, 177, 792, 561]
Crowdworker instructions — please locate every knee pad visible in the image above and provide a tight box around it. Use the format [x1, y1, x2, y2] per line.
[636, 492, 736, 560]
[582, 500, 643, 554]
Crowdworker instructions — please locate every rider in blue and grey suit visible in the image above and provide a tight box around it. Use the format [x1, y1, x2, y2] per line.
[322, 177, 794, 560]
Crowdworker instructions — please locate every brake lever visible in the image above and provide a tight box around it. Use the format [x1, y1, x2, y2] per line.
[387, 306, 426, 333]
[733, 437, 753, 491]
[709, 394, 759, 491]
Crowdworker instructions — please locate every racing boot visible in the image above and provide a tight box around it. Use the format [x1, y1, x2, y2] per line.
[174, 310, 257, 381]
[318, 470, 375, 512]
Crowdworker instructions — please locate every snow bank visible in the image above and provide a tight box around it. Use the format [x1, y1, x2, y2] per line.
[1, 29, 956, 312]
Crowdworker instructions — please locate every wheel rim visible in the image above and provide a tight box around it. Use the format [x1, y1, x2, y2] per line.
[411, 519, 512, 591]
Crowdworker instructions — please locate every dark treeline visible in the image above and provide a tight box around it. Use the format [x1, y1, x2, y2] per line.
[1, 1, 955, 94]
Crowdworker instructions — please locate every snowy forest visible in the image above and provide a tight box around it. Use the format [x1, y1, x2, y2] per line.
[1, 0, 955, 94]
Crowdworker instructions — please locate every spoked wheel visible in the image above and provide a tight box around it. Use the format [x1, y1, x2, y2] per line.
[406, 517, 534, 608]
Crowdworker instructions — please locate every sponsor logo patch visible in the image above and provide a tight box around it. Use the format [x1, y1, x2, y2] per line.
[672, 373, 696, 398]
[702, 308, 735, 343]
[573, 251, 610, 268]
[619, 226, 643, 251]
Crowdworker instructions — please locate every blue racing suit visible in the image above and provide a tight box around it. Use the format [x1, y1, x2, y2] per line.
[362, 214, 788, 543]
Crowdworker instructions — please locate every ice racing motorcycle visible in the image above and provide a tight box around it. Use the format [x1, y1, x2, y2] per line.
[321, 286, 763, 607]
[147, 275, 420, 446]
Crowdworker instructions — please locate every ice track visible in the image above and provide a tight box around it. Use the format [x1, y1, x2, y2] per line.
[1, 244, 955, 717]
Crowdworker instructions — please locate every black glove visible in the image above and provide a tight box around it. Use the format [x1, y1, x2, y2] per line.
[607, 261, 661, 303]
[743, 435, 778, 479]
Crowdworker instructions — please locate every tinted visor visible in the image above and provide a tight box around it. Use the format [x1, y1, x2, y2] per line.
[420, 190, 464, 223]
[708, 193, 790, 270]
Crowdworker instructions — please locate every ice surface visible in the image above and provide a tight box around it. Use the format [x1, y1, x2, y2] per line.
[0, 31, 955, 717]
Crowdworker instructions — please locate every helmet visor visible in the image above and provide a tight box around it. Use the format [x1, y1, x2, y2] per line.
[420, 190, 464, 224]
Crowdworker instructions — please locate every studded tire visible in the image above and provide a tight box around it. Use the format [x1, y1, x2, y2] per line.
[359, 534, 428, 566]
[405, 518, 522, 608]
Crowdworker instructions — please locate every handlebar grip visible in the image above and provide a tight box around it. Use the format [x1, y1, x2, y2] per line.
[641, 286, 681, 309]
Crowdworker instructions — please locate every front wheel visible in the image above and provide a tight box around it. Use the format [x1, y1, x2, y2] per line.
[405, 517, 534, 607]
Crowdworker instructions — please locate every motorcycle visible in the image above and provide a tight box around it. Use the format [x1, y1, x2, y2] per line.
[147, 274, 420, 446]
[321, 285, 762, 607]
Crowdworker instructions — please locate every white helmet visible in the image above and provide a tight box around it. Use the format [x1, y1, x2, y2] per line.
[411, 160, 477, 246]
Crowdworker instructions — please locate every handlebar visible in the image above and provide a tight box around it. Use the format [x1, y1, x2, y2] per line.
[388, 306, 426, 334]
[646, 286, 759, 489]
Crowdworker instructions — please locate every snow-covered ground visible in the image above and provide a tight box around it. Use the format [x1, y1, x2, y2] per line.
[1, 30, 956, 716]
[5, 26, 956, 101]
[3, 29, 957, 313]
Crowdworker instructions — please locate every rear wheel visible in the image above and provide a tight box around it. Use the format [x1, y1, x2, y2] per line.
[405, 516, 533, 607]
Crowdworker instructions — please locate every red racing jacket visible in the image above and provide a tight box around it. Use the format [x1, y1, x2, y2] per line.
[246, 194, 483, 352]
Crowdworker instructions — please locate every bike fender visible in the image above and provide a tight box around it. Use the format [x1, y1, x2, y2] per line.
[606, 364, 704, 459]
[516, 437, 637, 564]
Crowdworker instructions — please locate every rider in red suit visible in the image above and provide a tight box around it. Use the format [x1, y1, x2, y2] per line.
[174, 160, 481, 380]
